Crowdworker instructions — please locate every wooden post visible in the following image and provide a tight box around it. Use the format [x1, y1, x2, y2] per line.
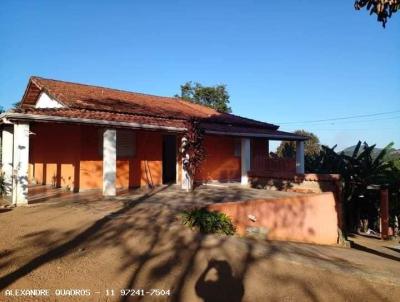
[380, 187, 389, 240]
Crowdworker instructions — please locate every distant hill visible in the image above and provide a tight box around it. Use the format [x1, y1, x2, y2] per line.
[342, 145, 400, 160]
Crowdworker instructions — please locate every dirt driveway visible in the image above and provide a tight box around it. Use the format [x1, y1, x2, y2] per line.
[0, 185, 399, 302]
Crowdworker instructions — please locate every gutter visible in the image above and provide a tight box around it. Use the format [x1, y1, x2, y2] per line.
[205, 130, 308, 141]
[0, 112, 307, 140]
[0, 112, 187, 132]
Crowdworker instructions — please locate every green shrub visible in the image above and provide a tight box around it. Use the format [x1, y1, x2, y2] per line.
[0, 172, 5, 197]
[181, 208, 235, 235]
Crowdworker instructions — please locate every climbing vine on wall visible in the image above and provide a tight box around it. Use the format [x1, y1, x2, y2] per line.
[181, 119, 206, 190]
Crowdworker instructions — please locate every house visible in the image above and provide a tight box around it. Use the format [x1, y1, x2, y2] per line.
[0, 76, 307, 205]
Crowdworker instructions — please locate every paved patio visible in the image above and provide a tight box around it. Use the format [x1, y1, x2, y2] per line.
[26, 183, 301, 205]
[1, 186, 399, 301]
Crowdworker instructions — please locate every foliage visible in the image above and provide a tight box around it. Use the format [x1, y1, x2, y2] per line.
[383, 147, 400, 163]
[176, 81, 231, 113]
[277, 130, 320, 158]
[181, 119, 206, 190]
[305, 144, 344, 174]
[309, 141, 395, 186]
[392, 158, 400, 170]
[355, 0, 399, 27]
[0, 172, 6, 197]
[13, 101, 21, 108]
[181, 208, 236, 235]
[306, 141, 400, 231]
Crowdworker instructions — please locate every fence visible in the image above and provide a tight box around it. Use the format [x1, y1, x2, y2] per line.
[251, 156, 296, 173]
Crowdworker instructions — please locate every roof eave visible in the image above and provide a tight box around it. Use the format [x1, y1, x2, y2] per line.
[2, 112, 186, 132]
[205, 130, 308, 141]
[19, 77, 69, 109]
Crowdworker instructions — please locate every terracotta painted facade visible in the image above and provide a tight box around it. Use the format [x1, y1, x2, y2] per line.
[28, 123, 268, 190]
[2, 76, 308, 206]
[195, 135, 241, 182]
[29, 123, 165, 191]
[208, 192, 339, 245]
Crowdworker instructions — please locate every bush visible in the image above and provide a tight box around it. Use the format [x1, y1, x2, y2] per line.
[181, 208, 235, 235]
[0, 172, 6, 197]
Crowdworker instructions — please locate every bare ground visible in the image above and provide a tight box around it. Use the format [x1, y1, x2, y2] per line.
[0, 185, 399, 302]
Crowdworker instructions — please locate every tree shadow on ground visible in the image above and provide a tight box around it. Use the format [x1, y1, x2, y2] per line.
[350, 241, 400, 262]
[0, 185, 389, 301]
[386, 246, 400, 254]
[0, 186, 168, 290]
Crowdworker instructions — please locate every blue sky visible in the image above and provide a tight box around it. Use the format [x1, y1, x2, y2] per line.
[1, 0, 399, 150]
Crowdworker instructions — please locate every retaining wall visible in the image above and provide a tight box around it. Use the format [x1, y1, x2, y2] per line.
[207, 192, 339, 245]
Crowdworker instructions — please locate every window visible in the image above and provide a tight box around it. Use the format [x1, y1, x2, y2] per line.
[98, 129, 136, 158]
[117, 130, 135, 157]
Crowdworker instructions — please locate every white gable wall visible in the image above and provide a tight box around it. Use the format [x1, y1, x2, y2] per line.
[35, 92, 64, 108]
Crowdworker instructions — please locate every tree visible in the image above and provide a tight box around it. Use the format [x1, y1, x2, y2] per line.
[276, 130, 320, 158]
[307, 141, 400, 232]
[355, 0, 399, 27]
[176, 82, 231, 113]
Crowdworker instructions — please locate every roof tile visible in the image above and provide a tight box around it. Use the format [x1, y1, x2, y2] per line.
[13, 76, 307, 140]
[22, 76, 278, 130]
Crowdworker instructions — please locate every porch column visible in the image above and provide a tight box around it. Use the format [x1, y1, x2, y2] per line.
[296, 140, 305, 174]
[181, 155, 190, 191]
[1, 125, 14, 198]
[103, 129, 116, 197]
[180, 136, 192, 191]
[12, 123, 30, 205]
[241, 138, 251, 185]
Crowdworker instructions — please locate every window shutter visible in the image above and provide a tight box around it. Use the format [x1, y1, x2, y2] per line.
[98, 129, 136, 158]
[117, 130, 135, 157]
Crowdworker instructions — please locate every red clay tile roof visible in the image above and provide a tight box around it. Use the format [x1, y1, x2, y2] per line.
[14, 107, 187, 129]
[13, 76, 307, 140]
[20, 76, 278, 130]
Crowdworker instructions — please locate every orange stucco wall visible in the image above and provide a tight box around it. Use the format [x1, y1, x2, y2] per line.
[208, 192, 339, 245]
[29, 123, 80, 190]
[29, 123, 163, 191]
[29, 124, 269, 191]
[196, 135, 241, 182]
[136, 131, 163, 187]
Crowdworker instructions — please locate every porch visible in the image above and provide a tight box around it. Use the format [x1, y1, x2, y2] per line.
[26, 182, 300, 205]
[27, 184, 134, 204]
[1, 120, 305, 206]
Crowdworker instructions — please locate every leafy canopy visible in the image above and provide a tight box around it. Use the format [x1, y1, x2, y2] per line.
[276, 130, 320, 158]
[308, 141, 396, 187]
[306, 141, 400, 230]
[176, 81, 231, 113]
[355, 0, 399, 27]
